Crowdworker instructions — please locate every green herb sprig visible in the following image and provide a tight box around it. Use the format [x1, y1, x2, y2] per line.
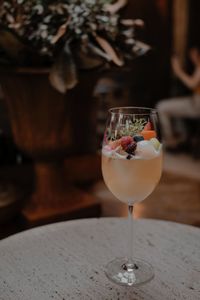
[120, 118, 146, 136]
[106, 118, 146, 141]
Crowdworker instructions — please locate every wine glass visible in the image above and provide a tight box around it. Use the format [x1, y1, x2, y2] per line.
[101, 107, 163, 286]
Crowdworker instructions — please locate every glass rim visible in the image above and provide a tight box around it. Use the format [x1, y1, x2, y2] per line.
[108, 106, 157, 116]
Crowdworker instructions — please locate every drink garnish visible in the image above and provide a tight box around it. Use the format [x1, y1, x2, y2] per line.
[143, 121, 152, 130]
[109, 139, 122, 149]
[133, 135, 144, 142]
[150, 138, 161, 151]
[125, 141, 137, 155]
[119, 118, 146, 136]
[107, 119, 155, 141]
[140, 130, 157, 140]
[121, 136, 133, 149]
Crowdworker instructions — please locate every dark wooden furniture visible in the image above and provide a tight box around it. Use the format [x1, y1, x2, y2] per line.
[0, 68, 101, 232]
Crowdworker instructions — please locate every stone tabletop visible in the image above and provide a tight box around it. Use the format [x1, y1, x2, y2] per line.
[0, 218, 200, 300]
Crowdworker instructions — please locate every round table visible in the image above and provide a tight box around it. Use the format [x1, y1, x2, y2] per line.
[0, 218, 199, 300]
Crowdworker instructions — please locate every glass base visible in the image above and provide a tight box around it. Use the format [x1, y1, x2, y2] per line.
[105, 257, 154, 286]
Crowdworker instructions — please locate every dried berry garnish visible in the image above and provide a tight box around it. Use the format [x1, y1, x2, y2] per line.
[125, 141, 137, 154]
[133, 135, 144, 142]
[121, 136, 133, 149]
[143, 121, 152, 131]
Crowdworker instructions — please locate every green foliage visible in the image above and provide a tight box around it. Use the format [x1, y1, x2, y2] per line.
[119, 119, 146, 136]
[0, 1, 149, 93]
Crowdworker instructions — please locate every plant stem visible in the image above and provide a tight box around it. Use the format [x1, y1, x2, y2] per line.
[128, 205, 133, 265]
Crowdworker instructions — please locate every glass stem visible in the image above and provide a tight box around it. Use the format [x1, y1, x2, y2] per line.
[128, 205, 134, 265]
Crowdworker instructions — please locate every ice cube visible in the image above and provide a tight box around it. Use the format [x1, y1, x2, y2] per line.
[150, 138, 161, 151]
[135, 140, 157, 159]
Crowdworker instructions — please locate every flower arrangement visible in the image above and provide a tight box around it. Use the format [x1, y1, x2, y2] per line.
[0, 0, 150, 93]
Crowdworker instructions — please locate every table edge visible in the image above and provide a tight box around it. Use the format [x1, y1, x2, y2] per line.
[0, 217, 199, 244]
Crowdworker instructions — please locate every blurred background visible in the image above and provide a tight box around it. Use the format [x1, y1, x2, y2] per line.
[0, 0, 199, 239]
